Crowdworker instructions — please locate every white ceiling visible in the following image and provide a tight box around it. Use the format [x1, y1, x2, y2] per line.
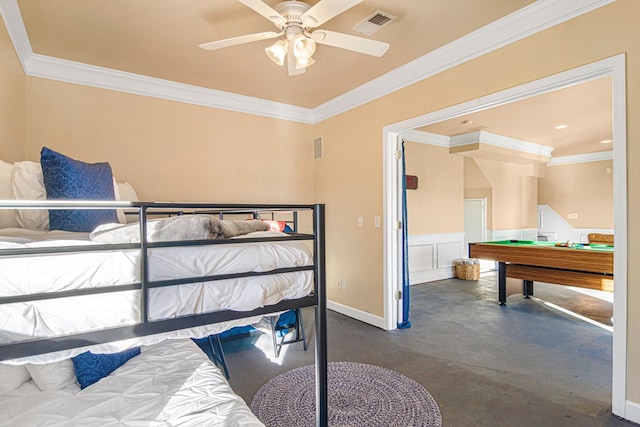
[2, 0, 615, 158]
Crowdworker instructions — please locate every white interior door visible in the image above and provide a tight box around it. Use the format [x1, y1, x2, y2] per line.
[464, 198, 495, 271]
[464, 198, 486, 246]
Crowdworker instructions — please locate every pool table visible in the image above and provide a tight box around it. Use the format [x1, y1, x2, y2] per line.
[468, 240, 614, 305]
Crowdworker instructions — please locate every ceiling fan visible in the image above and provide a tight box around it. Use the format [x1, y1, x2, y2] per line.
[199, 0, 390, 76]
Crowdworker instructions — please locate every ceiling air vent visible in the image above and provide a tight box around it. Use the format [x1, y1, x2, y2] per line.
[352, 10, 397, 36]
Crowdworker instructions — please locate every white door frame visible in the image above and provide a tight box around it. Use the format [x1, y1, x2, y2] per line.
[382, 54, 628, 418]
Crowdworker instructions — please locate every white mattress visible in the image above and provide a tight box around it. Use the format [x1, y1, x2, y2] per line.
[0, 339, 264, 426]
[0, 228, 313, 363]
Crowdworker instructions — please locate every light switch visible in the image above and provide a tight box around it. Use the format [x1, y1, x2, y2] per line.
[374, 216, 381, 228]
[357, 216, 364, 227]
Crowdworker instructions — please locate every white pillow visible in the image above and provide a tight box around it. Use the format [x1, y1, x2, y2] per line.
[113, 178, 126, 224]
[10, 162, 134, 229]
[0, 364, 31, 395]
[116, 181, 139, 224]
[0, 160, 20, 229]
[10, 161, 49, 230]
[9, 160, 139, 228]
[117, 182, 139, 202]
[26, 359, 76, 391]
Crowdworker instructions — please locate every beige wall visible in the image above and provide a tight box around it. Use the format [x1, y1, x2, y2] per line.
[404, 141, 464, 235]
[407, 144, 541, 235]
[539, 160, 614, 229]
[464, 158, 493, 231]
[24, 78, 314, 204]
[314, 0, 639, 402]
[472, 158, 538, 231]
[312, 106, 385, 315]
[0, 20, 24, 162]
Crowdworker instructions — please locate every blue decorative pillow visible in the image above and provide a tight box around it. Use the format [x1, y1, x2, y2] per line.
[40, 147, 118, 232]
[71, 347, 140, 389]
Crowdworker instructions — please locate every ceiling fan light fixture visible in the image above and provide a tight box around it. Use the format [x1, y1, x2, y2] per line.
[295, 56, 315, 69]
[292, 34, 316, 60]
[265, 39, 288, 66]
[201, 0, 390, 76]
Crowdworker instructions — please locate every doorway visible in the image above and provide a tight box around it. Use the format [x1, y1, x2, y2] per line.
[463, 198, 486, 246]
[382, 55, 627, 416]
[464, 198, 495, 272]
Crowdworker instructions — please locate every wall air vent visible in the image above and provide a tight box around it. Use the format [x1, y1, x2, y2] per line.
[314, 137, 323, 160]
[352, 10, 397, 36]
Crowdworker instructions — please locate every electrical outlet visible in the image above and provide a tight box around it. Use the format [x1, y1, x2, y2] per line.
[337, 279, 342, 288]
[341, 279, 347, 290]
[567, 213, 579, 219]
[357, 216, 364, 227]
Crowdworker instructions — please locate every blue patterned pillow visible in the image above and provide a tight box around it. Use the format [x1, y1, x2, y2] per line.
[71, 347, 140, 389]
[40, 147, 118, 232]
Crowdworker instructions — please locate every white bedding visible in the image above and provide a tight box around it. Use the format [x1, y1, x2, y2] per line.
[0, 228, 313, 363]
[0, 339, 264, 426]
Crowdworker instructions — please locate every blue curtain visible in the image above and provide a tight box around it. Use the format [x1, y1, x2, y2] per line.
[398, 140, 411, 329]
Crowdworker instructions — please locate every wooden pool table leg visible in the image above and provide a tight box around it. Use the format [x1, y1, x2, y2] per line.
[523, 280, 534, 299]
[498, 262, 507, 305]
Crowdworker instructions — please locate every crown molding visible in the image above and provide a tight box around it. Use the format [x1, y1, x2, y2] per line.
[405, 129, 556, 158]
[312, 0, 616, 122]
[548, 150, 613, 165]
[25, 54, 315, 124]
[400, 130, 449, 147]
[0, 0, 32, 70]
[451, 130, 555, 157]
[1, 0, 615, 124]
[400, 129, 611, 166]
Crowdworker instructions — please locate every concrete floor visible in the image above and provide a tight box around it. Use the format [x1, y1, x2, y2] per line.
[223, 272, 635, 426]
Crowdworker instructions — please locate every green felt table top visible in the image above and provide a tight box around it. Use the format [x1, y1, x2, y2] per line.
[475, 239, 614, 252]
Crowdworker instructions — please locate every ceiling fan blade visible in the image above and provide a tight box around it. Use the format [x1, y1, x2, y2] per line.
[237, 0, 286, 26]
[311, 30, 389, 57]
[301, 0, 362, 27]
[199, 31, 281, 51]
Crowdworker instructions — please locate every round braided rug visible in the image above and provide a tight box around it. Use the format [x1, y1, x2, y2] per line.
[250, 362, 442, 427]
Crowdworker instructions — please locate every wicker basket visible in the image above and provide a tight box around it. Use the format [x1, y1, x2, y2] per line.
[454, 258, 480, 280]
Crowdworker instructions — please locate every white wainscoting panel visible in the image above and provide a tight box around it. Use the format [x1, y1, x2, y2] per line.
[490, 228, 538, 241]
[408, 233, 465, 284]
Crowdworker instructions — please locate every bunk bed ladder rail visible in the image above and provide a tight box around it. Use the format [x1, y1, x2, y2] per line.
[313, 203, 328, 427]
[139, 205, 150, 323]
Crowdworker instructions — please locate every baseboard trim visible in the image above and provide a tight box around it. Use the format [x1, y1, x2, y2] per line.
[623, 399, 640, 424]
[327, 300, 387, 330]
[411, 268, 455, 285]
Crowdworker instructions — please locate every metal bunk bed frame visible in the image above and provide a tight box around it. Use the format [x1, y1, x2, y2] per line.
[0, 201, 328, 426]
